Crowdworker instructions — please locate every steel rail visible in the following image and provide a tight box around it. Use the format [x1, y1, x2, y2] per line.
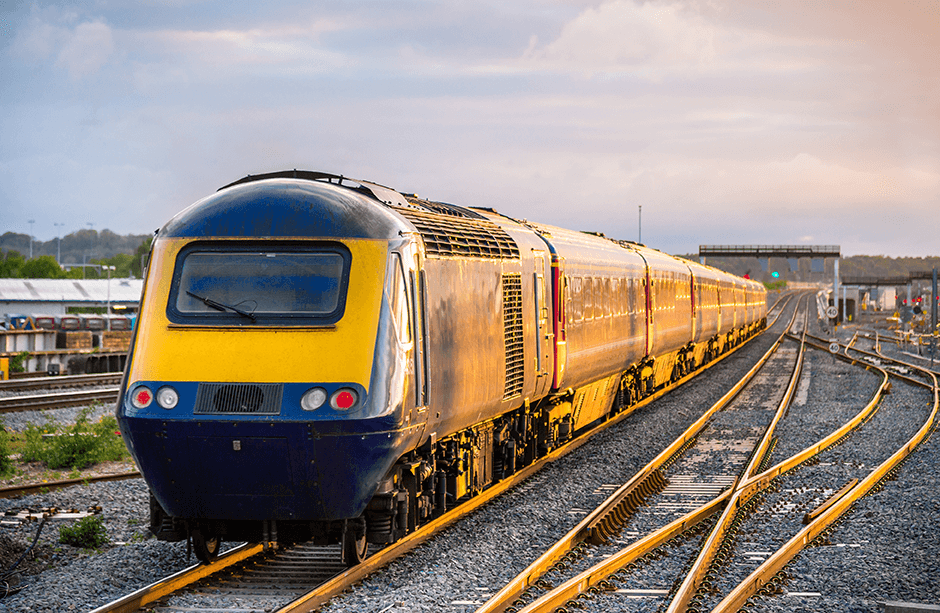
[802, 333, 936, 387]
[506, 306, 896, 613]
[278, 300, 787, 613]
[88, 543, 266, 613]
[0, 470, 141, 499]
[664, 298, 809, 613]
[0, 372, 122, 392]
[510, 492, 733, 613]
[712, 349, 938, 612]
[0, 387, 119, 413]
[473, 296, 796, 613]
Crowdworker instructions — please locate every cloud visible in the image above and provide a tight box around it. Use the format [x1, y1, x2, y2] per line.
[56, 21, 114, 80]
[125, 19, 353, 90]
[11, 18, 62, 61]
[522, 0, 717, 76]
[12, 15, 114, 80]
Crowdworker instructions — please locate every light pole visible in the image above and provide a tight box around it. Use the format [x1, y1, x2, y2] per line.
[104, 265, 116, 329]
[638, 205, 642, 244]
[54, 222, 64, 264]
[28, 219, 35, 259]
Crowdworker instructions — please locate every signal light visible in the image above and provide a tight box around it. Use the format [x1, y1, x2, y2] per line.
[156, 386, 179, 409]
[330, 388, 358, 410]
[301, 387, 328, 411]
[131, 386, 153, 409]
[771, 271, 780, 279]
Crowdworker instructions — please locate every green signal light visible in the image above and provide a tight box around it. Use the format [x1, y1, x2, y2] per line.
[771, 271, 780, 279]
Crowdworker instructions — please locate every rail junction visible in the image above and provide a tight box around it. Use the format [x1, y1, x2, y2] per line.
[2, 293, 937, 612]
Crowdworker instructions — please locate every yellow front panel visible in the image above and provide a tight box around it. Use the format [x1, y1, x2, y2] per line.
[129, 237, 386, 388]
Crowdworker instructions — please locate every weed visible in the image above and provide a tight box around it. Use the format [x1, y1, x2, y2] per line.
[19, 407, 129, 470]
[59, 515, 108, 549]
[128, 531, 151, 544]
[9, 351, 30, 373]
[0, 422, 12, 477]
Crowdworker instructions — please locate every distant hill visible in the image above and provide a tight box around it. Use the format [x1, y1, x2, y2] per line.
[0, 230, 151, 266]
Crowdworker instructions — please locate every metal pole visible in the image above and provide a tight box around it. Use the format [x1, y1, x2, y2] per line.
[932, 268, 937, 368]
[28, 219, 35, 259]
[932, 268, 937, 333]
[842, 283, 847, 322]
[53, 222, 64, 265]
[833, 259, 840, 326]
[106, 266, 112, 330]
[638, 205, 642, 244]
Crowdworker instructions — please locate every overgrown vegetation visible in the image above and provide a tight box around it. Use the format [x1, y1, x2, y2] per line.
[20, 408, 129, 470]
[0, 422, 12, 477]
[9, 351, 29, 373]
[58, 515, 108, 549]
[764, 280, 787, 291]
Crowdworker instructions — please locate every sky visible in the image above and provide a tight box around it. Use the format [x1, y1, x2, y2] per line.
[1, 0, 937, 257]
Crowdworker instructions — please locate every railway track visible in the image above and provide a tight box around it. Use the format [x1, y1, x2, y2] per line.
[0, 470, 141, 499]
[0, 371, 122, 393]
[0, 387, 120, 413]
[473, 306, 937, 613]
[467, 294, 807, 613]
[87, 303, 791, 613]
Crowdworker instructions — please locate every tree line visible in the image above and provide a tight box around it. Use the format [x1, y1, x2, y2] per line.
[1, 235, 152, 279]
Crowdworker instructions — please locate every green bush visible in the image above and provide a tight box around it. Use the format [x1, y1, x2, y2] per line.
[9, 351, 30, 373]
[0, 424, 12, 477]
[20, 421, 50, 463]
[59, 515, 108, 549]
[20, 408, 129, 470]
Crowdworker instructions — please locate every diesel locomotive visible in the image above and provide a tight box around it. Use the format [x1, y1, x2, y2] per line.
[116, 170, 766, 564]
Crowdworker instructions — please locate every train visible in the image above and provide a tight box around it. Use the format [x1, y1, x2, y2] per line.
[115, 170, 767, 564]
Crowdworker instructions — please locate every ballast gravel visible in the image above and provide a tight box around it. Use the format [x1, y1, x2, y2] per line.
[0, 313, 785, 612]
[2, 306, 937, 613]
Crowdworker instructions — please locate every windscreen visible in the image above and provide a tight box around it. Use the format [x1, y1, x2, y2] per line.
[169, 245, 350, 324]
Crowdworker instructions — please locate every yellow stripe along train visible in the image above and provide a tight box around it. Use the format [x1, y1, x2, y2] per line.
[116, 170, 766, 564]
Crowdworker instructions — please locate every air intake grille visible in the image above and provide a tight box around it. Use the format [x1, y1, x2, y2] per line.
[503, 273, 524, 399]
[392, 206, 520, 259]
[194, 383, 283, 415]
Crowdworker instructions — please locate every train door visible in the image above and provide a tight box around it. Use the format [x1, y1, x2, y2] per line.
[551, 255, 568, 388]
[644, 265, 653, 357]
[406, 248, 429, 439]
[532, 251, 553, 396]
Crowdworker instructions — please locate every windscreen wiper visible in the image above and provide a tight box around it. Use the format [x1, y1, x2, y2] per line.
[186, 290, 256, 321]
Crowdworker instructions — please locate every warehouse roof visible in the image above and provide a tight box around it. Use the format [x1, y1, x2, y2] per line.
[0, 278, 144, 303]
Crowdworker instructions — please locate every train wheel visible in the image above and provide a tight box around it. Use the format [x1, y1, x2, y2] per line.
[341, 520, 368, 566]
[192, 530, 221, 564]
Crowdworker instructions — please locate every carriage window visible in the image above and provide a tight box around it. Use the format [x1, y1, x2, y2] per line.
[585, 277, 594, 320]
[169, 243, 350, 325]
[571, 277, 583, 322]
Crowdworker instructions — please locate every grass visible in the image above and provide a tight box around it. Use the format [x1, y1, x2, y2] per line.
[11, 406, 131, 471]
[0, 426, 12, 477]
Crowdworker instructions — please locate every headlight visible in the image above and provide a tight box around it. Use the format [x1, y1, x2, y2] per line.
[330, 388, 359, 410]
[156, 386, 179, 409]
[301, 387, 328, 411]
[131, 386, 153, 409]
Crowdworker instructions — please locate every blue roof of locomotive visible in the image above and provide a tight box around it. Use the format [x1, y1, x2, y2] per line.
[160, 178, 412, 239]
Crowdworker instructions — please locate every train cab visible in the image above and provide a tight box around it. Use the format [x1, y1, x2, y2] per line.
[117, 173, 433, 562]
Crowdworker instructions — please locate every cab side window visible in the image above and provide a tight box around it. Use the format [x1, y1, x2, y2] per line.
[385, 253, 412, 343]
